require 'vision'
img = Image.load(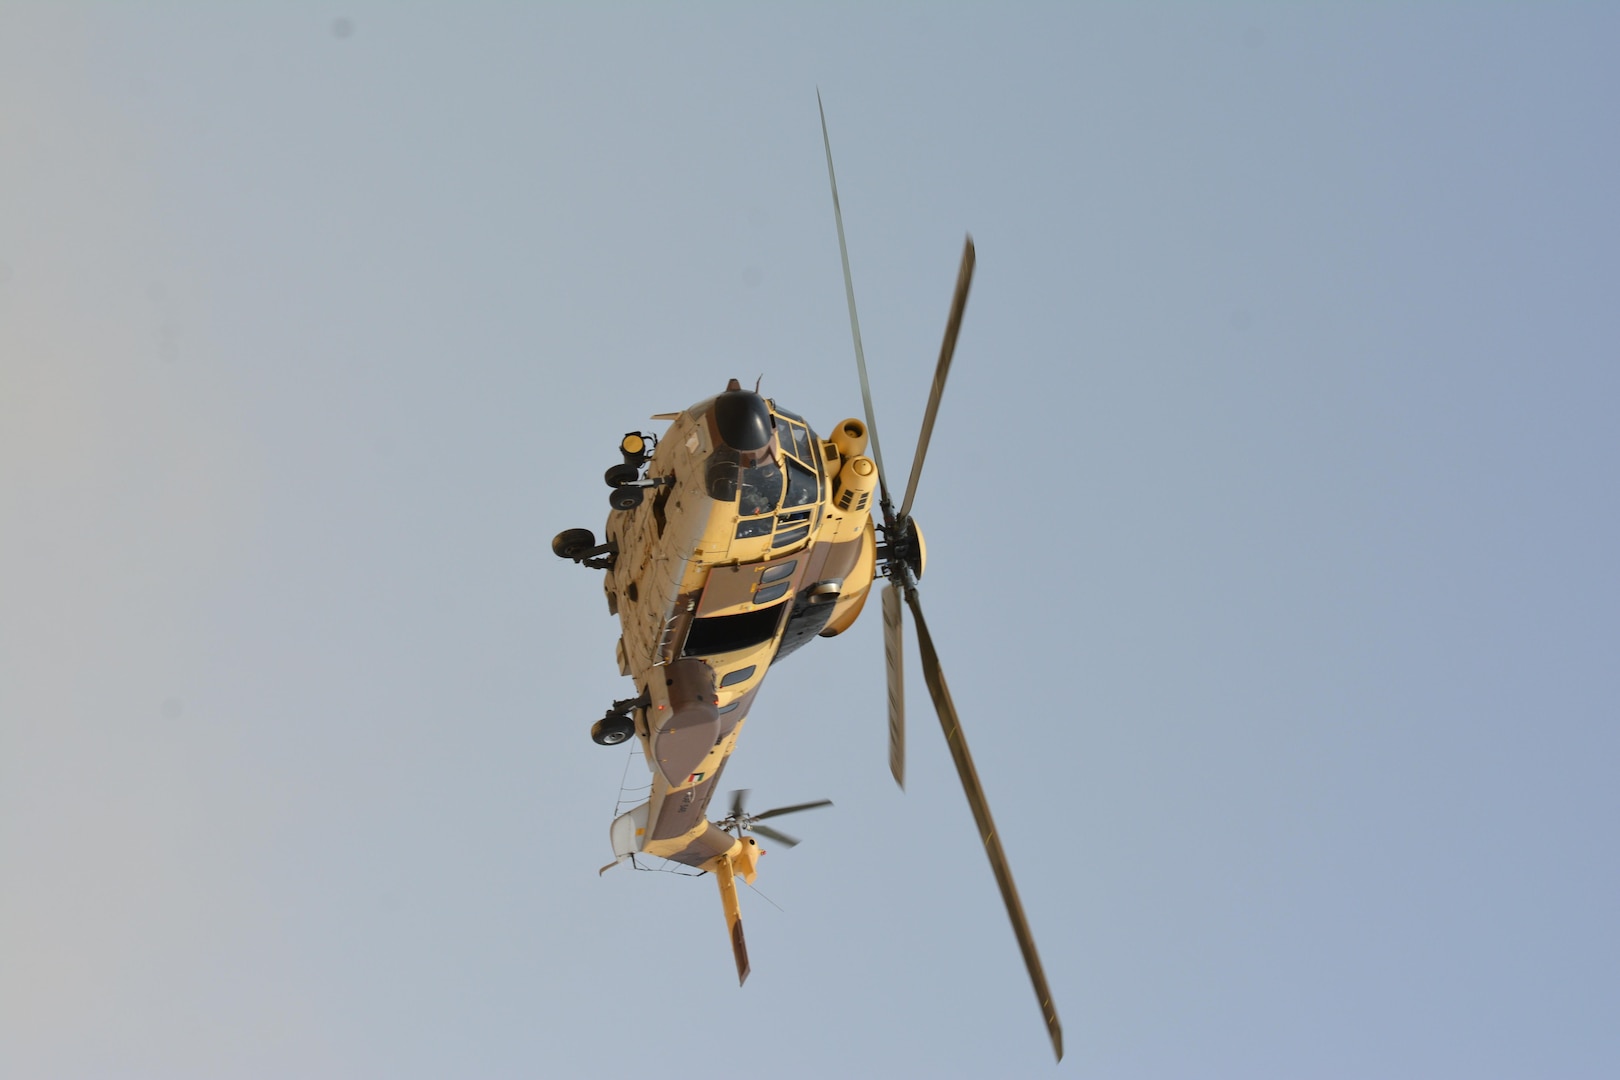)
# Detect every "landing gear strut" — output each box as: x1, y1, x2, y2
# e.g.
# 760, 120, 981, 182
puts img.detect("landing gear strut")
604, 431, 672, 512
